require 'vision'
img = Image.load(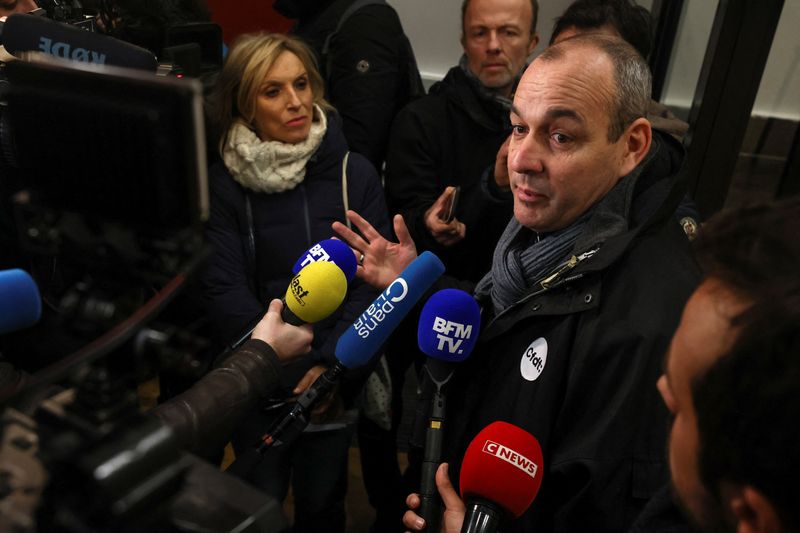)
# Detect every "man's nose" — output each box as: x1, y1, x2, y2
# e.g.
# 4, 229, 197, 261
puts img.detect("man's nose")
509, 134, 544, 175
487, 30, 502, 53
